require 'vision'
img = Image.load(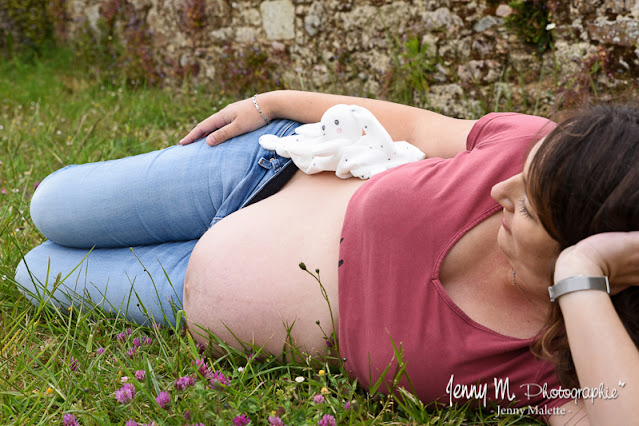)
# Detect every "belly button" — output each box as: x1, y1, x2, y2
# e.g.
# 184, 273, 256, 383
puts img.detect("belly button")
184, 276, 191, 296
